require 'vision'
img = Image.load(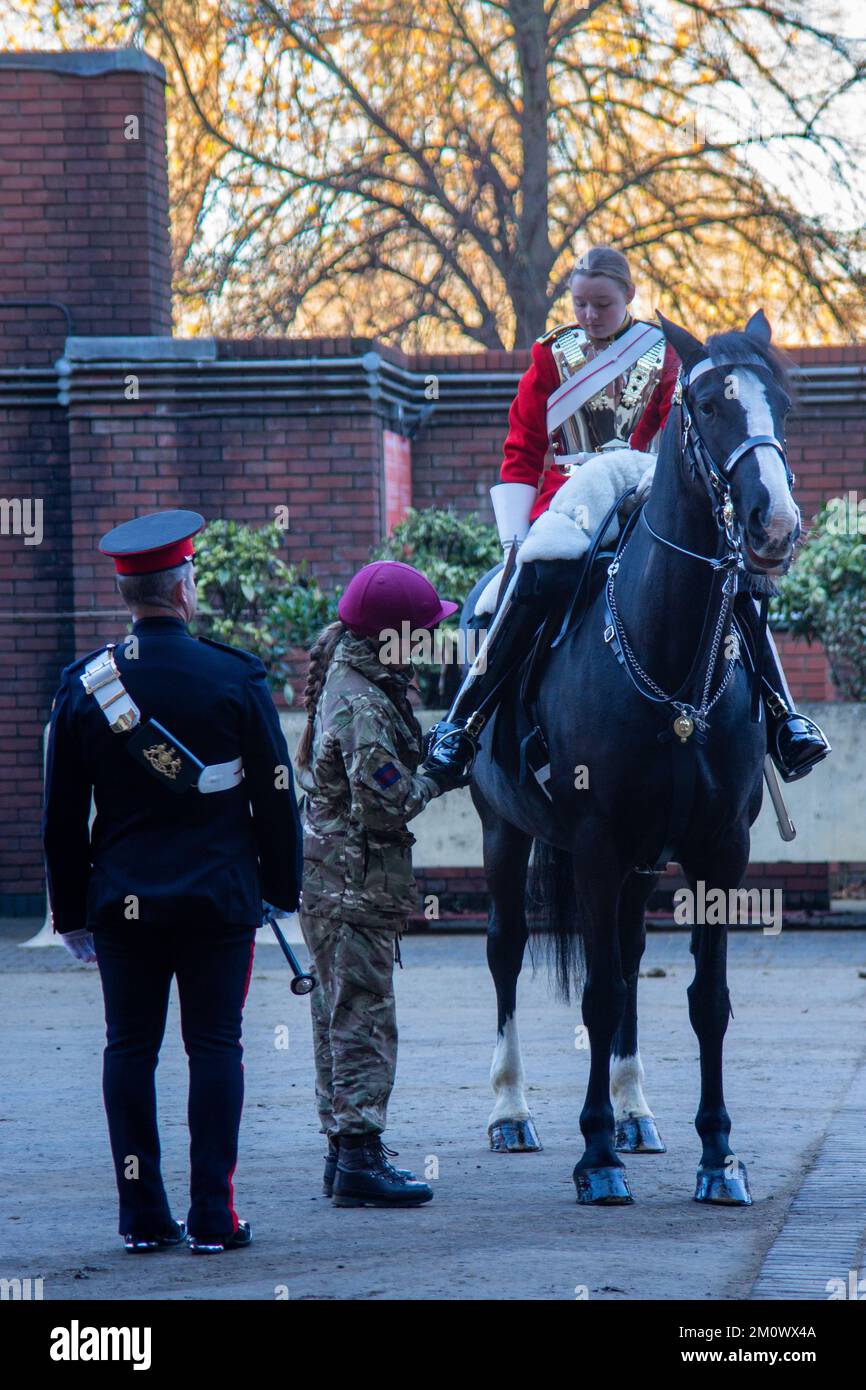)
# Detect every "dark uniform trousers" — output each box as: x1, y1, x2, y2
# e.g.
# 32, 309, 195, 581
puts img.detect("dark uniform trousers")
93, 921, 257, 1238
